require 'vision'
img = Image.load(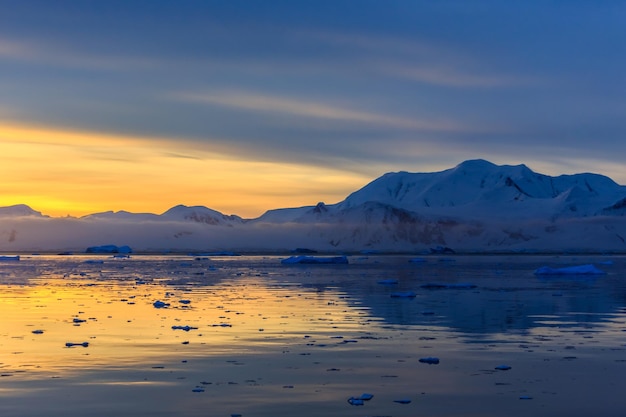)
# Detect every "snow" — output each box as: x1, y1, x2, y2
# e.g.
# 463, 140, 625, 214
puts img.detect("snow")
2, 160, 626, 253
